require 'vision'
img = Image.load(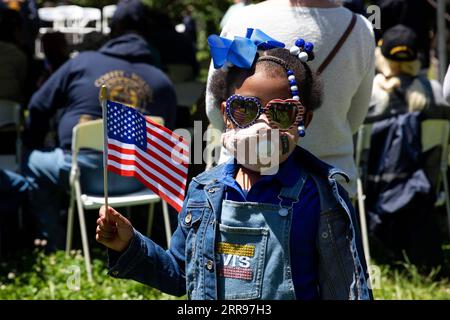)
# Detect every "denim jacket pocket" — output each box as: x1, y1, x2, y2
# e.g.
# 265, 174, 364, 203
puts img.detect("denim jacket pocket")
216, 224, 269, 300
183, 204, 205, 229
